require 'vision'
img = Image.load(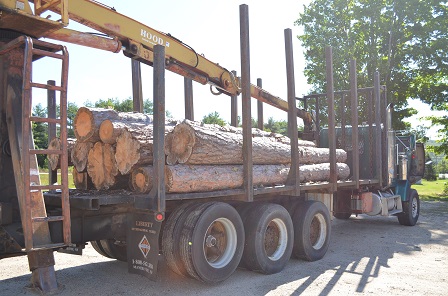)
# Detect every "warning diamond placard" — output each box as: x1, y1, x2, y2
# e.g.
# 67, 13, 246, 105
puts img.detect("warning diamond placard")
139, 235, 151, 258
